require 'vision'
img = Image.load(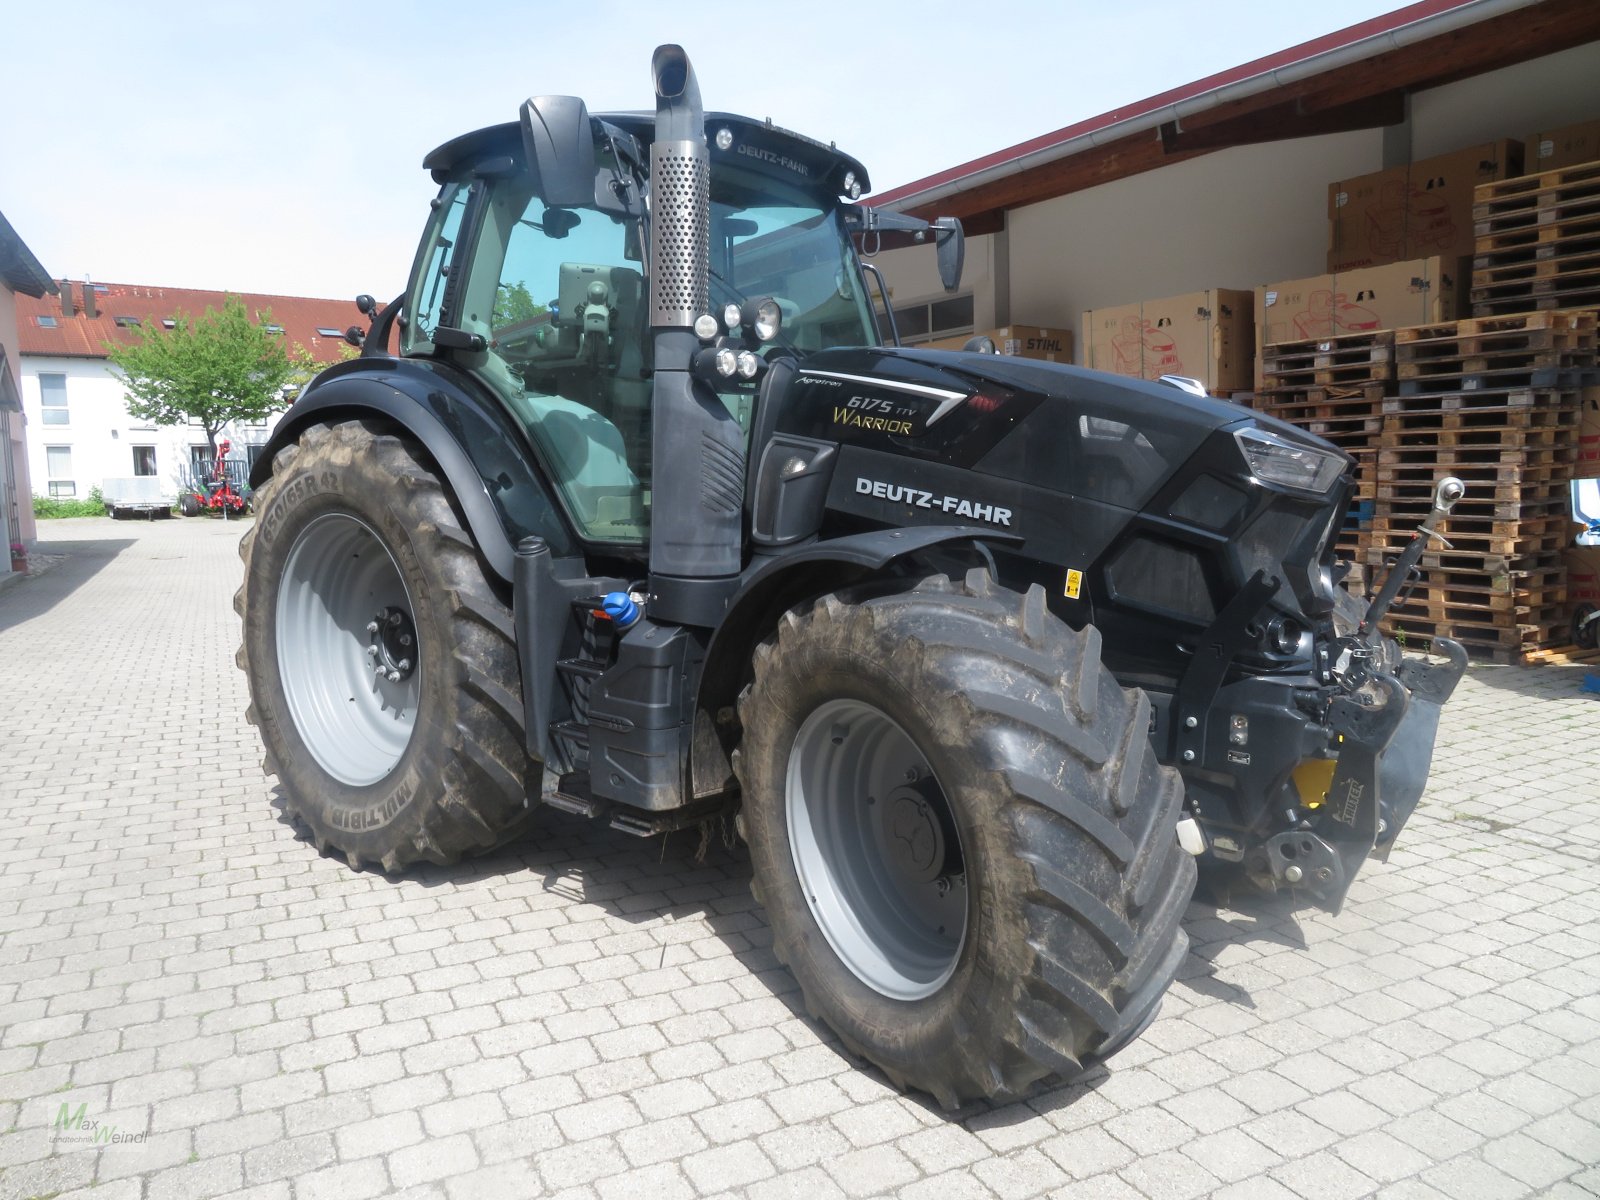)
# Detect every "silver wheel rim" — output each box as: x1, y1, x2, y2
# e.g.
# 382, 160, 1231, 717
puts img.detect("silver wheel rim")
275, 513, 420, 786
786, 699, 968, 1001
